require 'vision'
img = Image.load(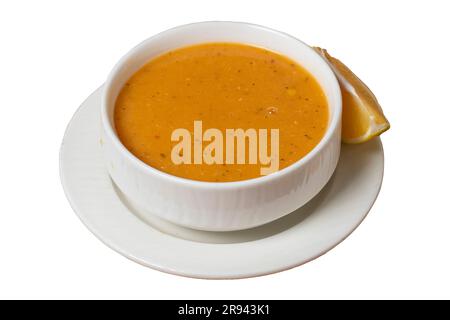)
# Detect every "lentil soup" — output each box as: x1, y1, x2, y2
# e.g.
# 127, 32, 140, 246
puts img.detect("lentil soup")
114, 43, 328, 182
